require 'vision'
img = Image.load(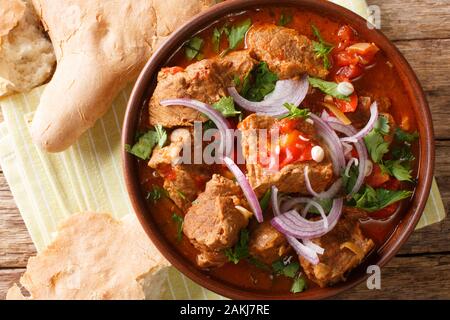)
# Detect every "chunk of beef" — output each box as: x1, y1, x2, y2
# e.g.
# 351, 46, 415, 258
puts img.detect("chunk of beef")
348, 94, 392, 129
183, 175, 250, 268
149, 50, 257, 127
249, 221, 290, 265
238, 114, 335, 197
299, 211, 375, 288
148, 129, 212, 211
247, 24, 329, 79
